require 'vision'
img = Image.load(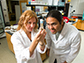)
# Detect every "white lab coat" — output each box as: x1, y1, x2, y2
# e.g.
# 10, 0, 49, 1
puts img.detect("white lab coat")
11, 29, 46, 63
46, 23, 81, 63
